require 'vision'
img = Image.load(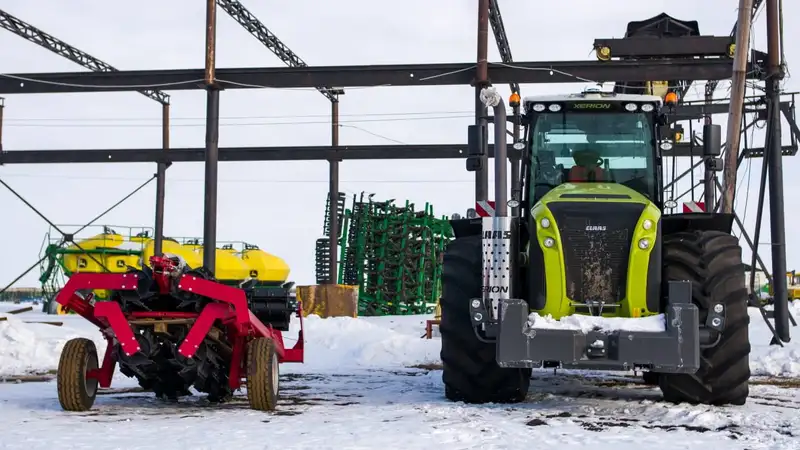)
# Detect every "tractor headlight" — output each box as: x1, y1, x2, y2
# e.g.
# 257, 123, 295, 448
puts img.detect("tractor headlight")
625, 103, 638, 112
543, 237, 555, 248
638, 238, 650, 249
642, 219, 653, 230
540, 218, 551, 228
533, 103, 546, 112
641, 103, 655, 112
